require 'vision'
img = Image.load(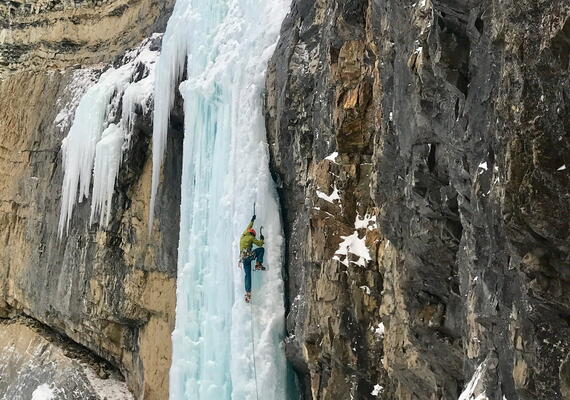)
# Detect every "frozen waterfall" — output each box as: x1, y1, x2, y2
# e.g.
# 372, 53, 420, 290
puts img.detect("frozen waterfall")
56, 0, 293, 397
151, 0, 293, 399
